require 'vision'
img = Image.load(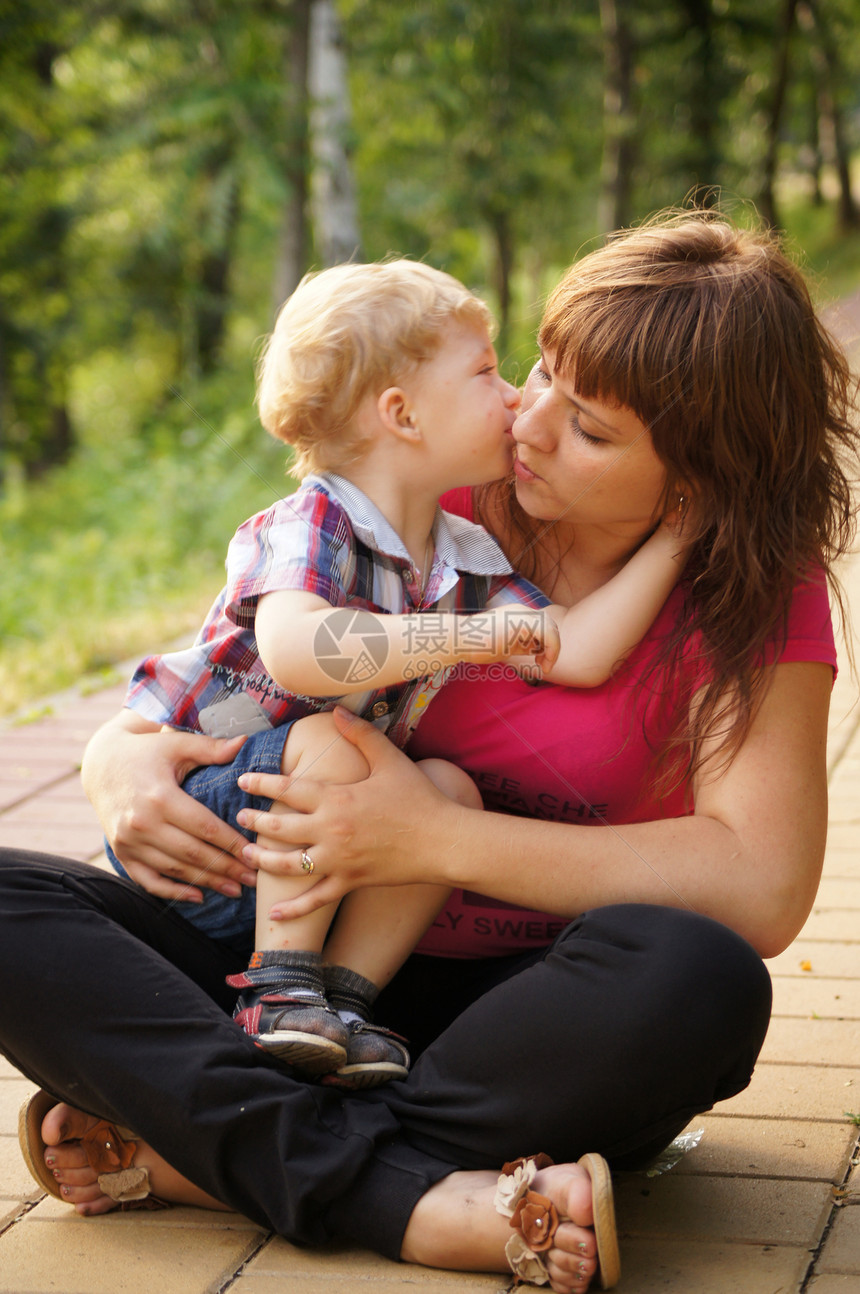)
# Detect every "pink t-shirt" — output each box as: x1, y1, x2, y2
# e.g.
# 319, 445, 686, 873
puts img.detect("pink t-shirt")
408, 488, 837, 958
